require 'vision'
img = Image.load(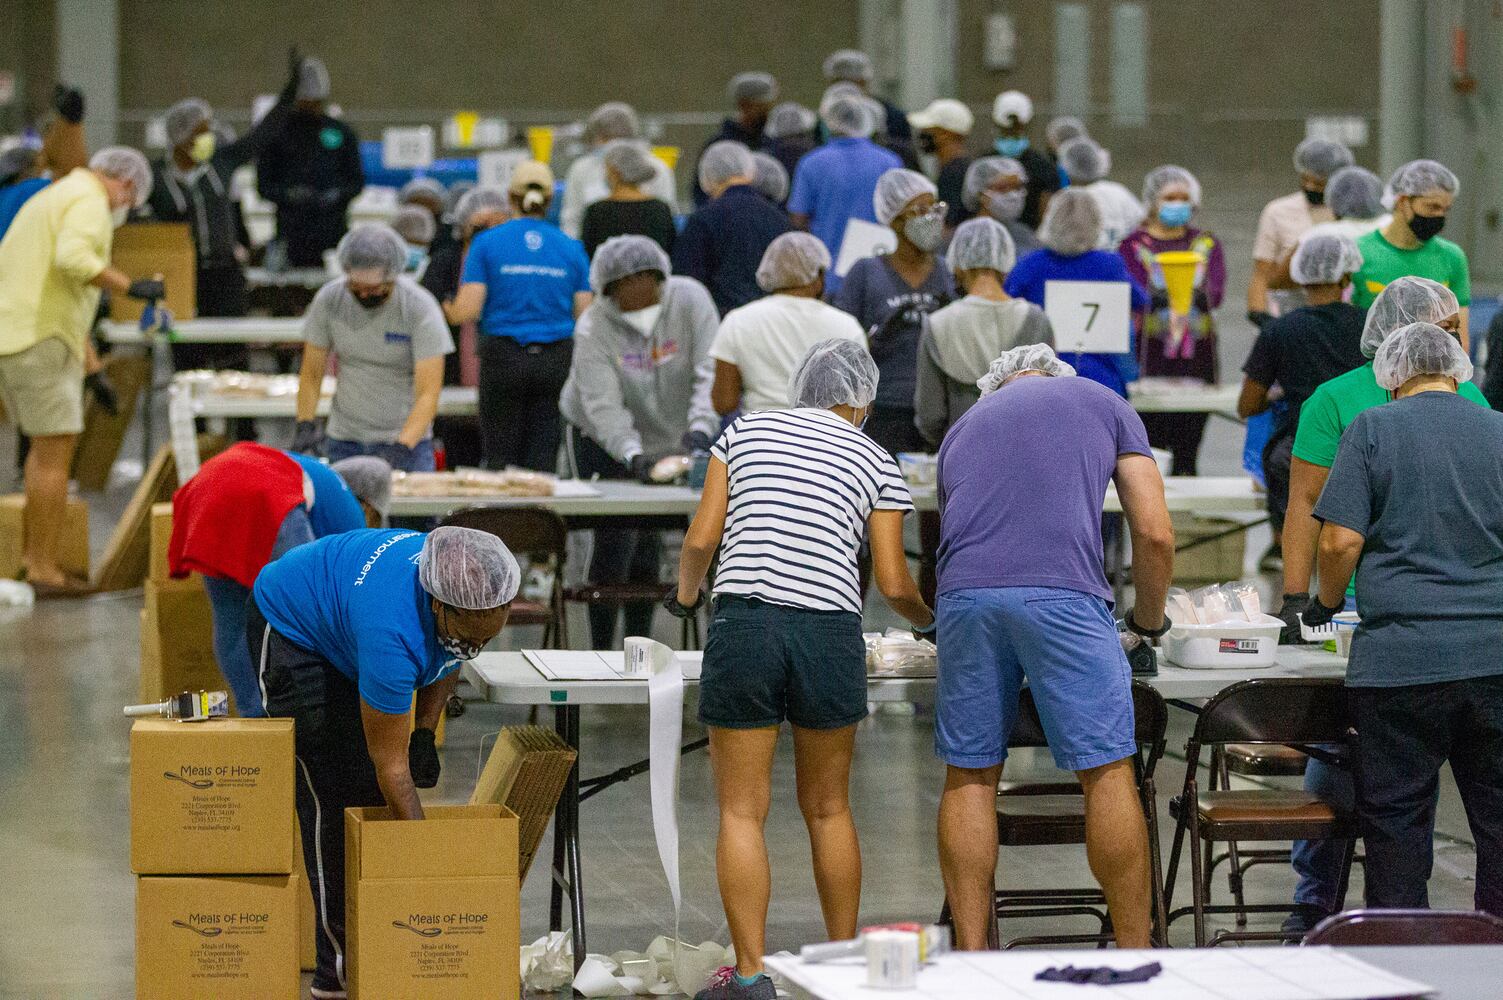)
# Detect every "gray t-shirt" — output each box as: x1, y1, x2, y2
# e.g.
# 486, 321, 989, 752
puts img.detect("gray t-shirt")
302, 277, 454, 443
833, 255, 955, 410
1314, 391, 1503, 687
